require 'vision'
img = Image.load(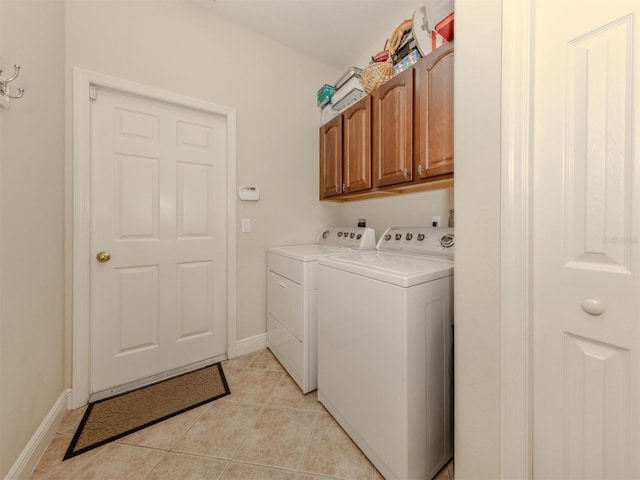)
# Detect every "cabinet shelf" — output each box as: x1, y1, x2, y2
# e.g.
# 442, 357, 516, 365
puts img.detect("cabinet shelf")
322, 177, 454, 202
